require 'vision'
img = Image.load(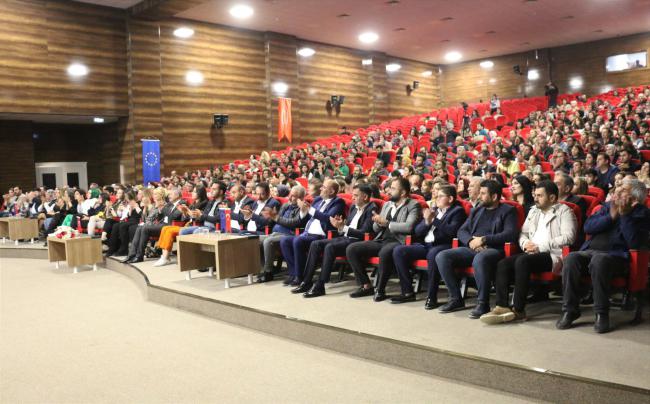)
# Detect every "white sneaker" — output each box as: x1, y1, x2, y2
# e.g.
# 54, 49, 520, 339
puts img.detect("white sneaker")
153, 258, 171, 267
